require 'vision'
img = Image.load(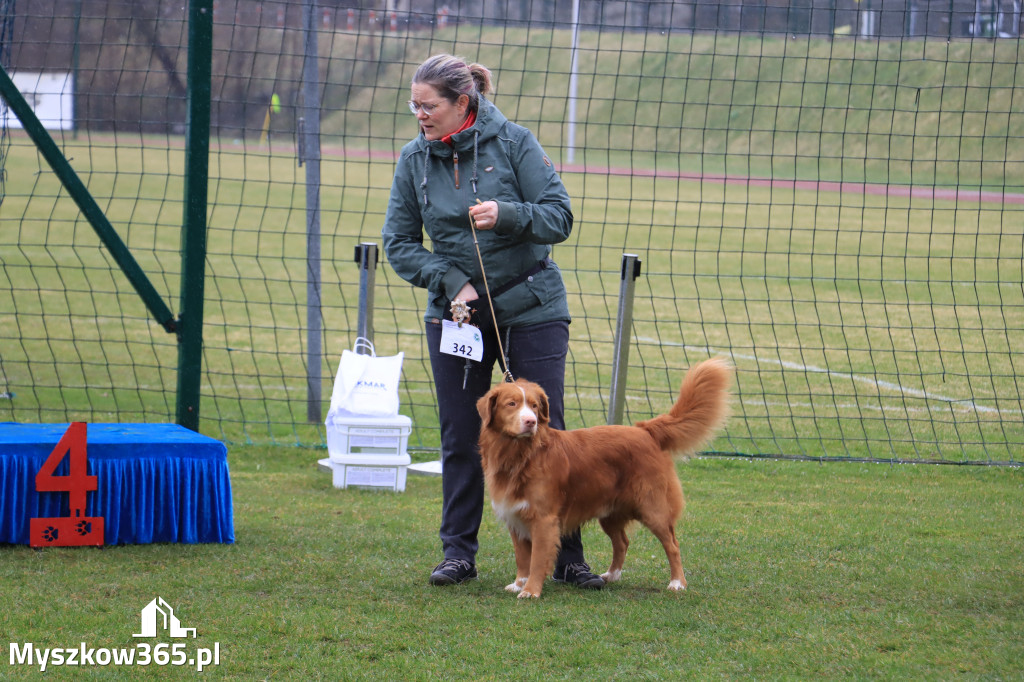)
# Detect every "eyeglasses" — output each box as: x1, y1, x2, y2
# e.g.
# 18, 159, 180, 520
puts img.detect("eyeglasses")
407, 99, 444, 116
